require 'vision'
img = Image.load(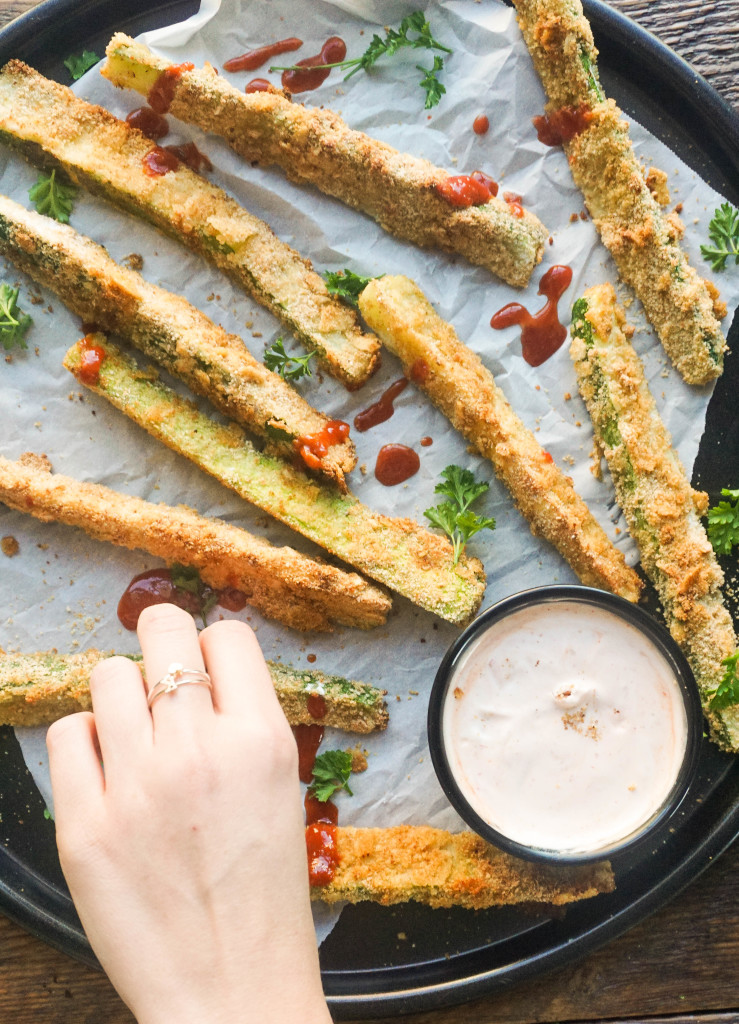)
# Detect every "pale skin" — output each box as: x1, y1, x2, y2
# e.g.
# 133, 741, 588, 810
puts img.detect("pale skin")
46, 604, 332, 1024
